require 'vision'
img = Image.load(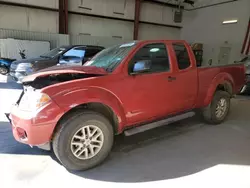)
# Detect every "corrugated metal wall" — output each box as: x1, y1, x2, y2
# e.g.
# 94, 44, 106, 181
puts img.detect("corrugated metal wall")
0, 28, 69, 49
0, 28, 130, 49
70, 35, 130, 47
